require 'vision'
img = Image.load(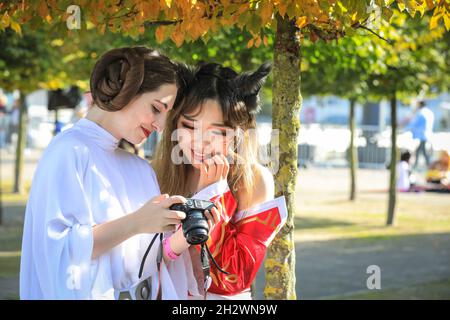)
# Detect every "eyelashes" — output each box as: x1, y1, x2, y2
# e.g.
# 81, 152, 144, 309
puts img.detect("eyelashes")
151, 104, 160, 114
180, 122, 227, 136
181, 122, 194, 130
